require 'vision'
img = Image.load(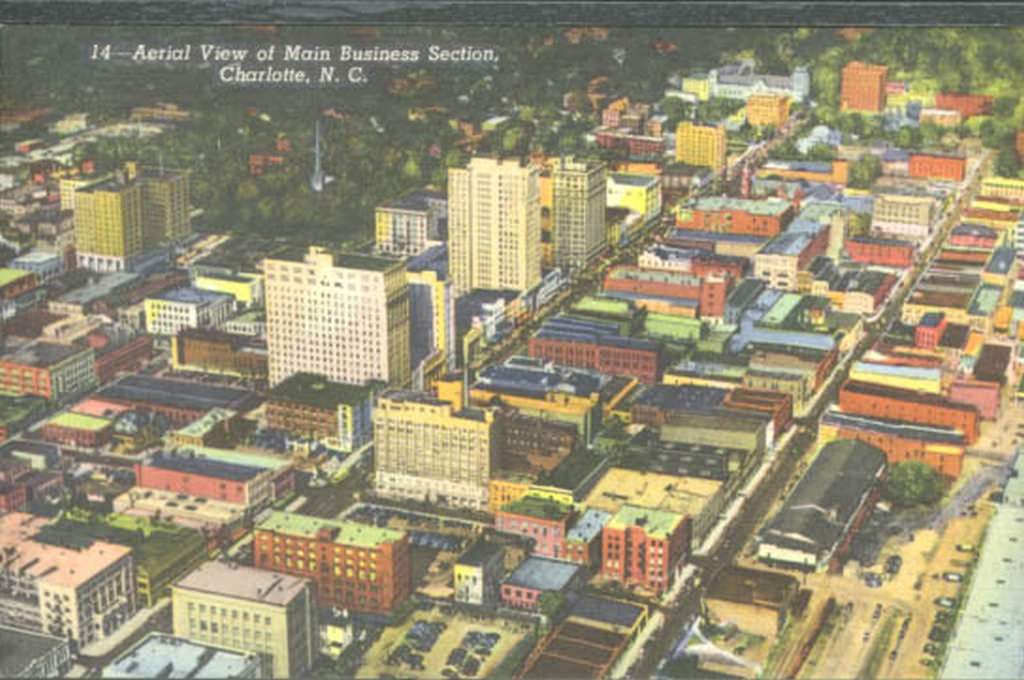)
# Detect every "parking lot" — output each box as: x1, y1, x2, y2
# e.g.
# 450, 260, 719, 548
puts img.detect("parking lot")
356, 607, 531, 679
